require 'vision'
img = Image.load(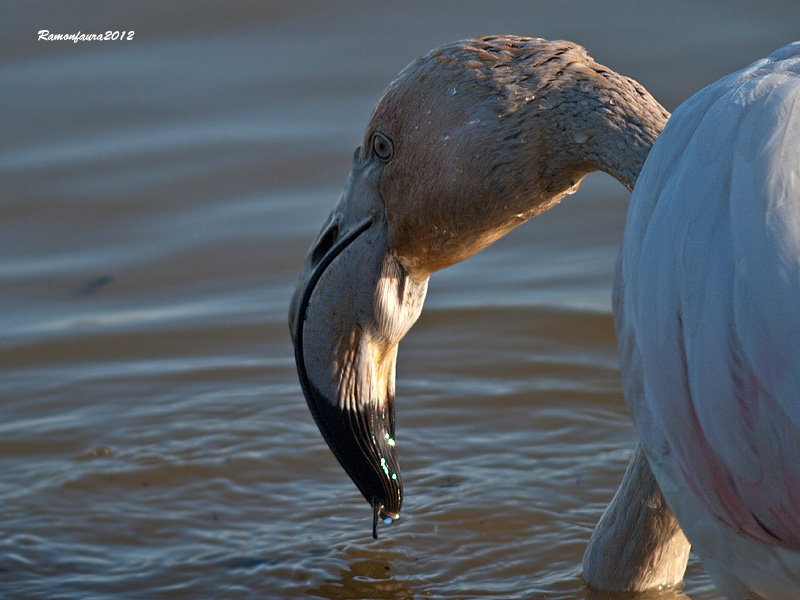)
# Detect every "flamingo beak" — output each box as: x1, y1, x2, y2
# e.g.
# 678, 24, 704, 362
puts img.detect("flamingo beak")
289, 150, 428, 538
